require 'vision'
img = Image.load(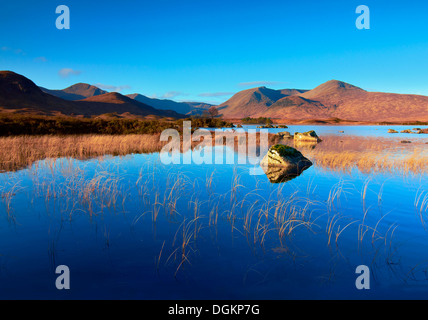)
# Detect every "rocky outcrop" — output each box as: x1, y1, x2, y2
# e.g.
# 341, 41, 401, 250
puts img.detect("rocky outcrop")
277, 131, 293, 139
414, 128, 428, 134
399, 128, 428, 134
294, 130, 322, 143
260, 144, 312, 181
